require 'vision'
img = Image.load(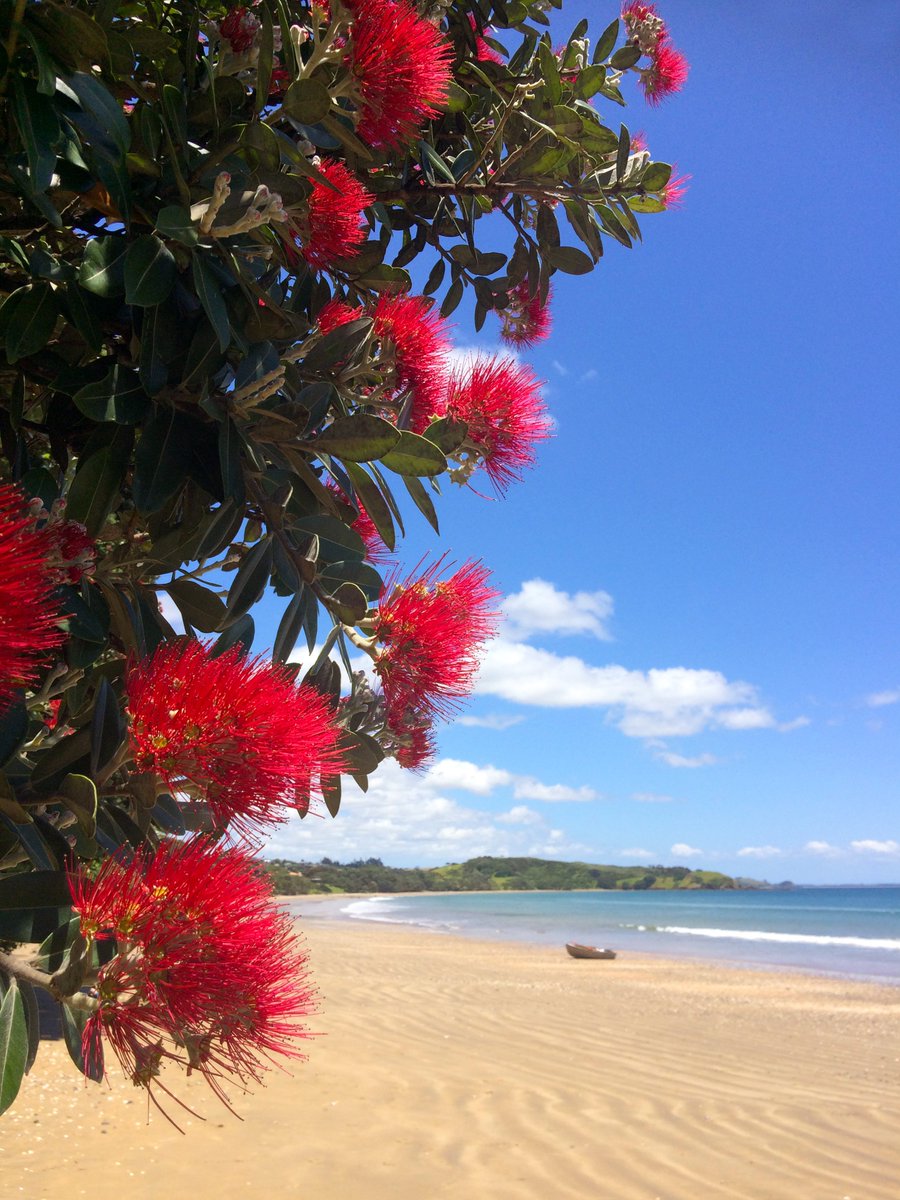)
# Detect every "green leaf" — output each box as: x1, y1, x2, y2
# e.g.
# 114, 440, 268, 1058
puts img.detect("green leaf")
67, 426, 133, 535
0, 978, 28, 1117
63, 284, 103, 352
351, 265, 411, 294
4, 283, 58, 363
403, 475, 440, 534
294, 515, 366, 563
155, 205, 199, 247
321, 773, 341, 818
0, 872, 72, 942
61, 1001, 103, 1083
273, 589, 310, 663
283, 78, 331, 124
78, 238, 127, 297
58, 774, 99, 838
440, 277, 464, 318
165, 579, 227, 632
344, 462, 396, 552
302, 318, 372, 372
67, 71, 131, 156
627, 195, 666, 215
381, 431, 447, 478
314, 415, 400, 462
544, 245, 595, 274
224, 539, 273, 619
192, 254, 231, 352
124, 235, 176, 307
20, 29, 57, 95
73, 365, 150, 424
30, 727, 93, 794
90, 677, 125, 778
641, 162, 673, 192
10, 77, 61, 194
132, 409, 191, 512
425, 416, 468, 455
593, 17, 619, 63
0, 700, 29, 768
610, 44, 641, 70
